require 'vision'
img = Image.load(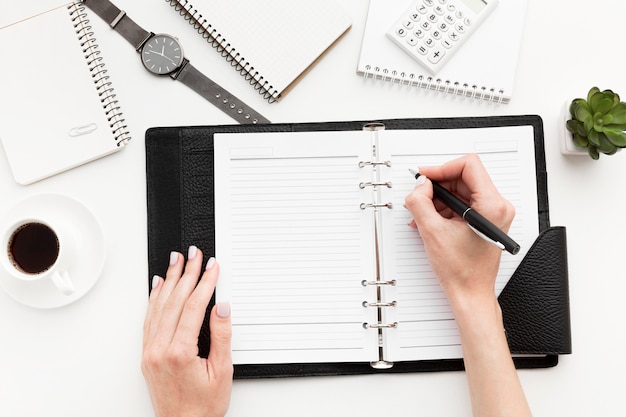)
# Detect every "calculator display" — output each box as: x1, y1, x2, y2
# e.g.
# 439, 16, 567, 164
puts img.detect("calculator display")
460, 0, 488, 14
